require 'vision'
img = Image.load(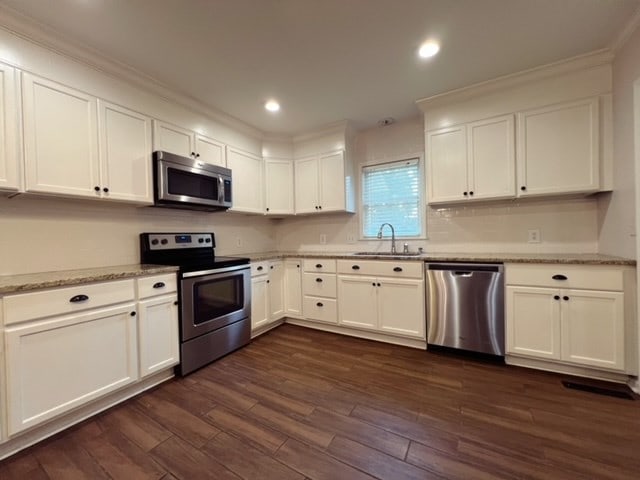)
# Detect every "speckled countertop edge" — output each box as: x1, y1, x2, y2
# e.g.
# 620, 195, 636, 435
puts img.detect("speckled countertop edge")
0, 264, 179, 295
243, 251, 636, 266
